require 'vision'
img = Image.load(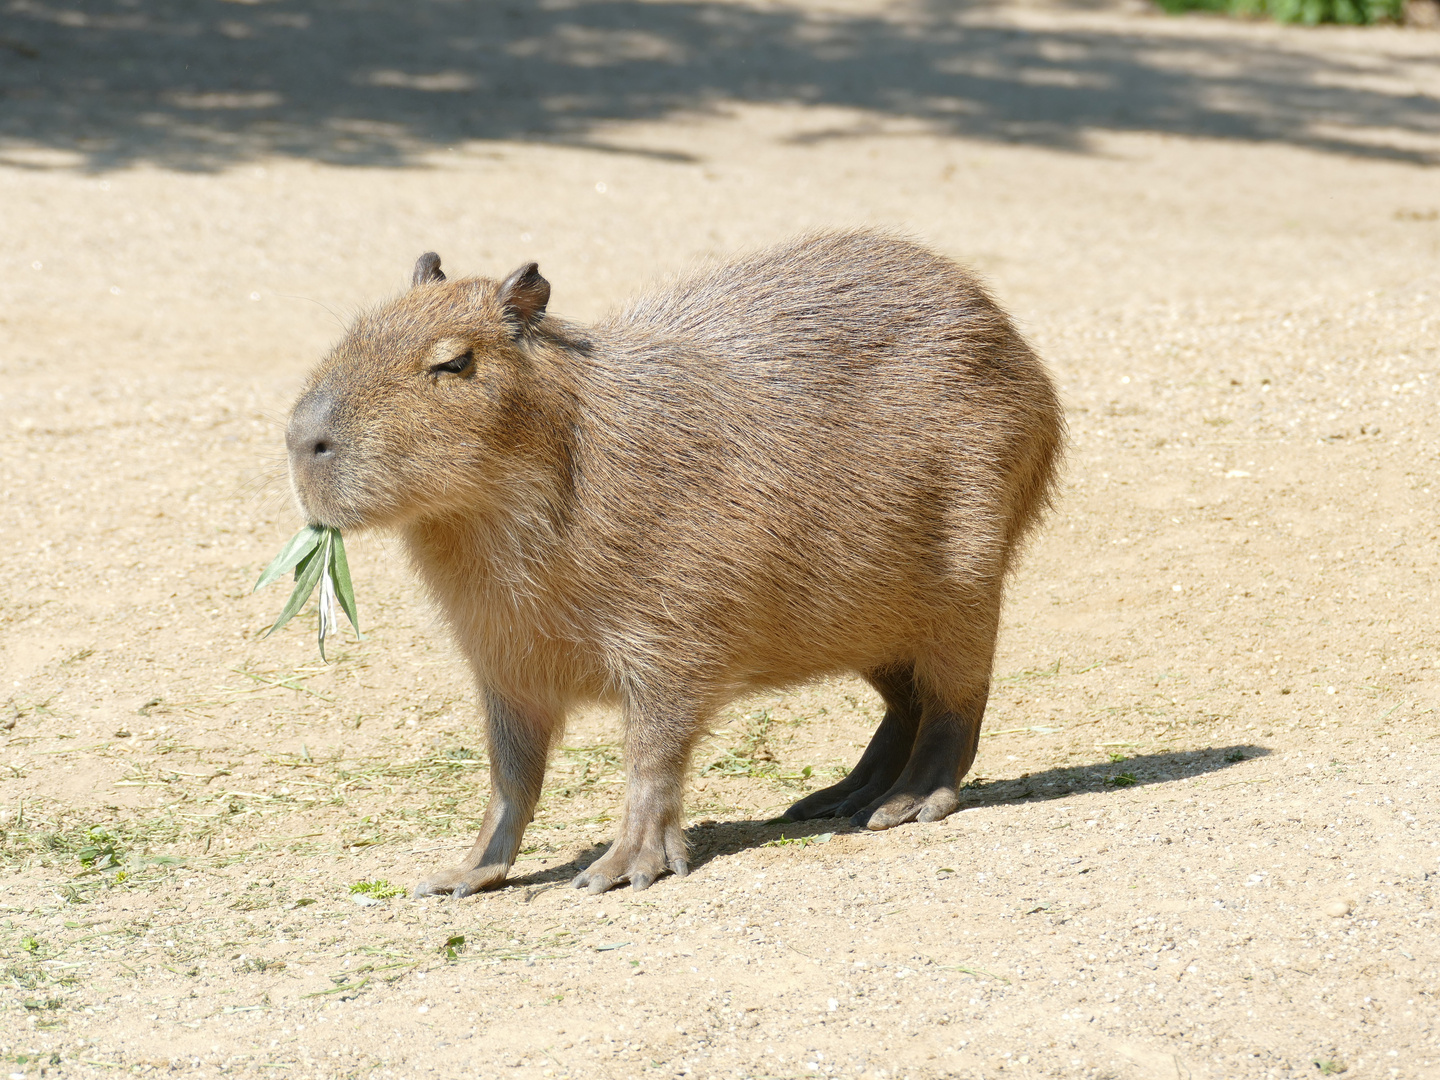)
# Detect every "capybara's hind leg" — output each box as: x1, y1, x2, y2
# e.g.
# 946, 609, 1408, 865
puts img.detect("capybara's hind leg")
853, 676, 987, 831
415, 691, 554, 898
785, 665, 920, 822
573, 703, 698, 894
